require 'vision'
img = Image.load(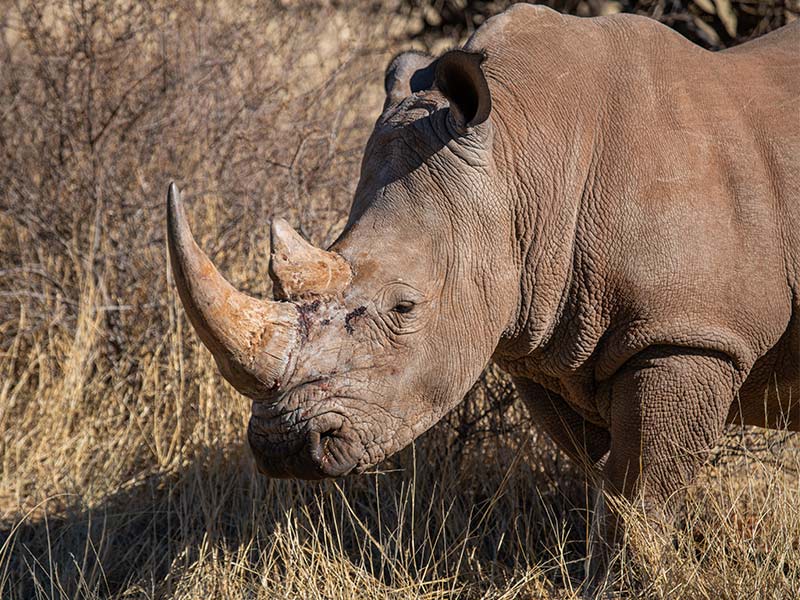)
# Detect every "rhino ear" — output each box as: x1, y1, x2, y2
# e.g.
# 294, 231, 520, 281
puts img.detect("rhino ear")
384, 50, 437, 106
434, 49, 492, 130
